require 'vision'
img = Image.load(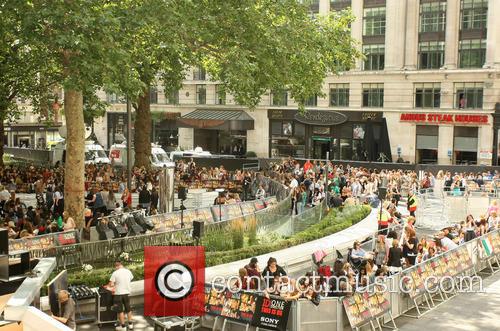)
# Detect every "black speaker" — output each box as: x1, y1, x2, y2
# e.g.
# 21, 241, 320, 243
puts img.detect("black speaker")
125, 216, 145, 236
178, 186, 187, 200
97, 222, 115, 240
0, 229, 8, 255
193, 220, 204, 238
108, 218, 128, 238
134, 213, 154, 231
